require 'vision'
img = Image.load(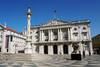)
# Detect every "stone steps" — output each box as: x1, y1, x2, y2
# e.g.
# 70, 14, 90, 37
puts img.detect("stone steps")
0, 53, 70, 62
0, 53, 52, 62
31, 54, 52, 61
50, 54, 71, 60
